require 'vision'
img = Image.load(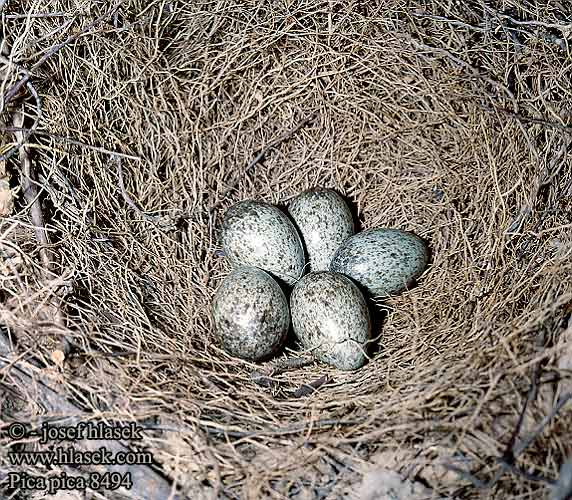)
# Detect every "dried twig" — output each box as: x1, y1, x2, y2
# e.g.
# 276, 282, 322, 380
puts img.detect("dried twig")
251, 356, 313, 387
116, 158, 161, 223
291, 374, 331, 398
483, 7, 572, 32
413, 9, 570, 49
201, 417, 363, 439
500, 370, 541, 466
210, 112, 317, 212
269, 356, 314, 374
12, 110, 53, 271
507, 138, 571, 240
492, 367, 556, 486
3, 12, 77, 19
404, 35, 517, 110
478, 104, 572, 135
411, 12, 487, 32
513, 393, 572, 458
0, 53, 43, 162
12, 108, 69, 363
497, 457, 555, 485
1, 126, 142, 160
2, 2, 123, 107
449, 392, 572, 490
115, 158, 177, 230
0, 81, 42, 163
